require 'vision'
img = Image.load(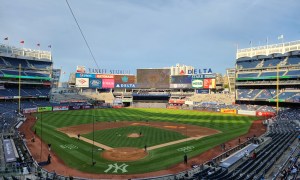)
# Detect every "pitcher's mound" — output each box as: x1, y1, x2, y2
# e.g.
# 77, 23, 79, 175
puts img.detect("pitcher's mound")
102, 147, 147, 162
127, 133, 141, 138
